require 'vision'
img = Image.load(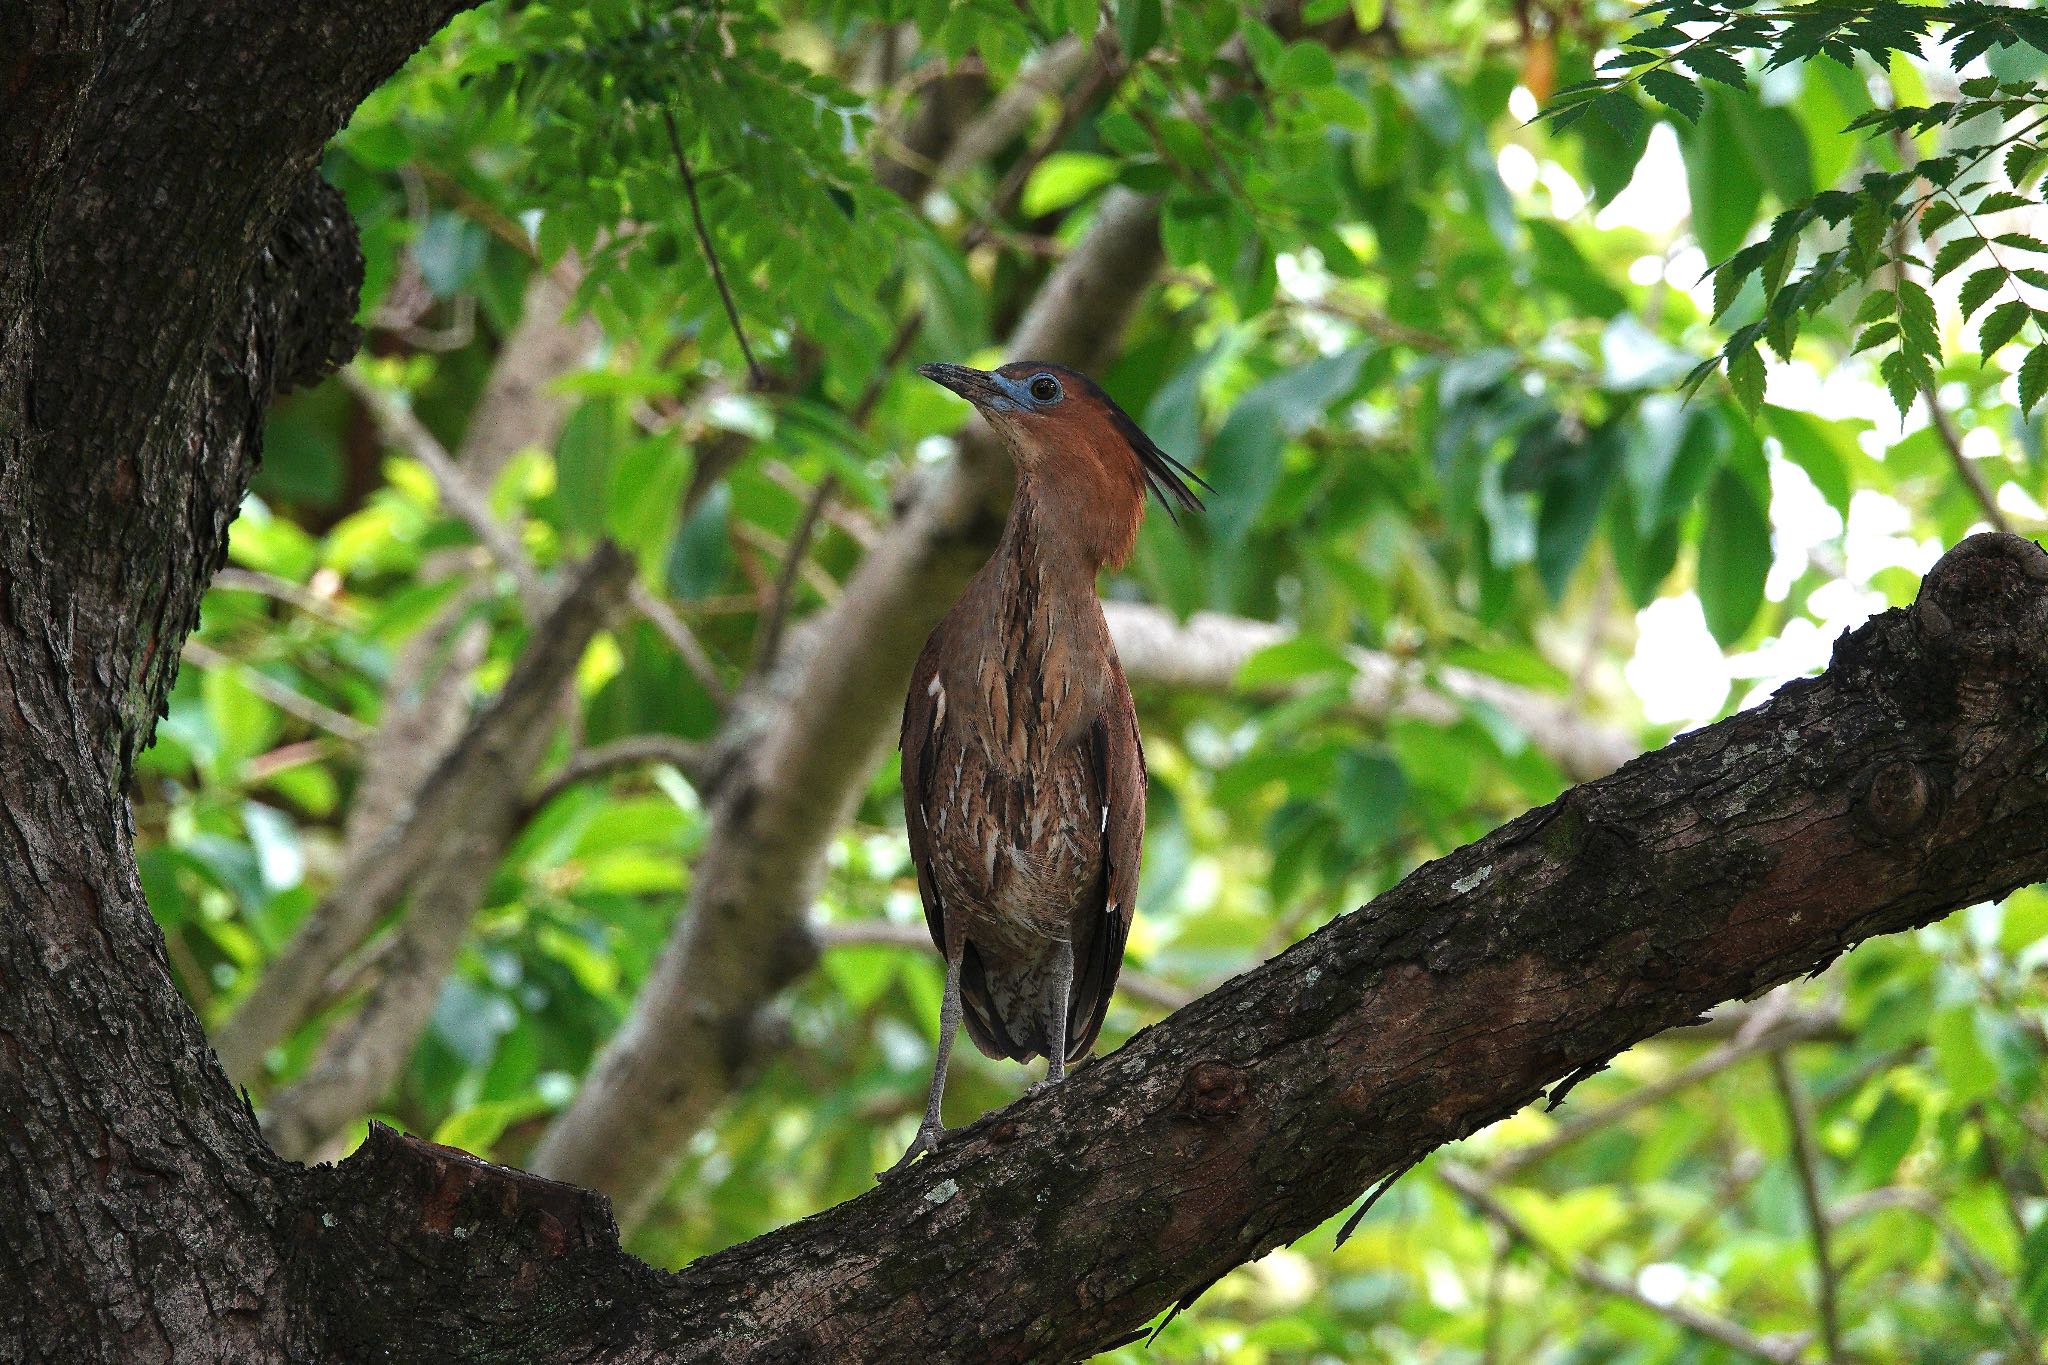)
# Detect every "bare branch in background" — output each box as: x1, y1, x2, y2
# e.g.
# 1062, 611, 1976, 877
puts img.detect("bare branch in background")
747, 473, 837, 682
1104, 602, 1640, 781
1487, 999, 1841, 1181
629, 580, 730, 705
179, 640, 371, 744
212, 547, 636, 1082
1439, 1165, 1810, 1365
933, 36, 1094, 186
1769, 1052, 1845, 1363
1832, 1185, 2042, 1359
457, 266, 600, 485
342, 366, 547, 614
255, 546, 633, 1158
1920, 380, 2013, 535
529, 733, 713, 811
